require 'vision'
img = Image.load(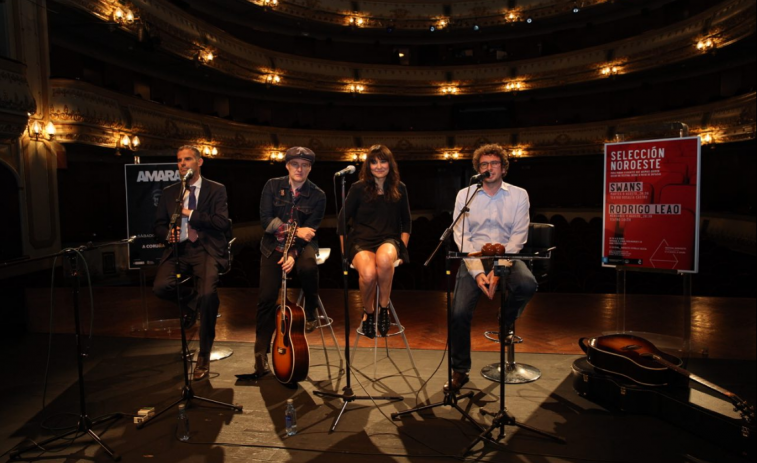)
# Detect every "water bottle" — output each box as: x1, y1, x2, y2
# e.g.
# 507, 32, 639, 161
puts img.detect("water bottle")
177, 403, 190, 441
285, 399, 297, 436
